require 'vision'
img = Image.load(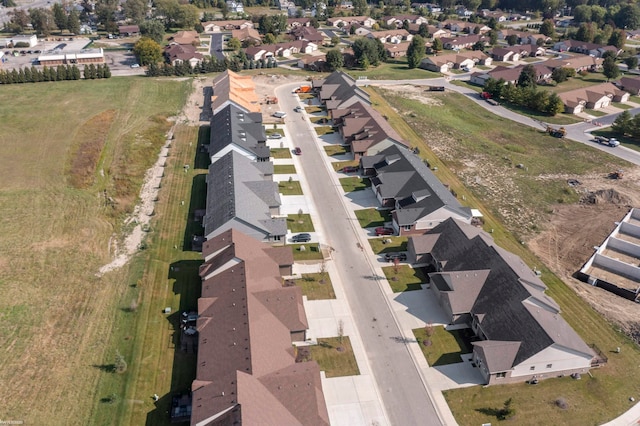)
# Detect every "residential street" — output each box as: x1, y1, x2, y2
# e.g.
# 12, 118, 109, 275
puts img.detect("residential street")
275, 83, 446, 426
